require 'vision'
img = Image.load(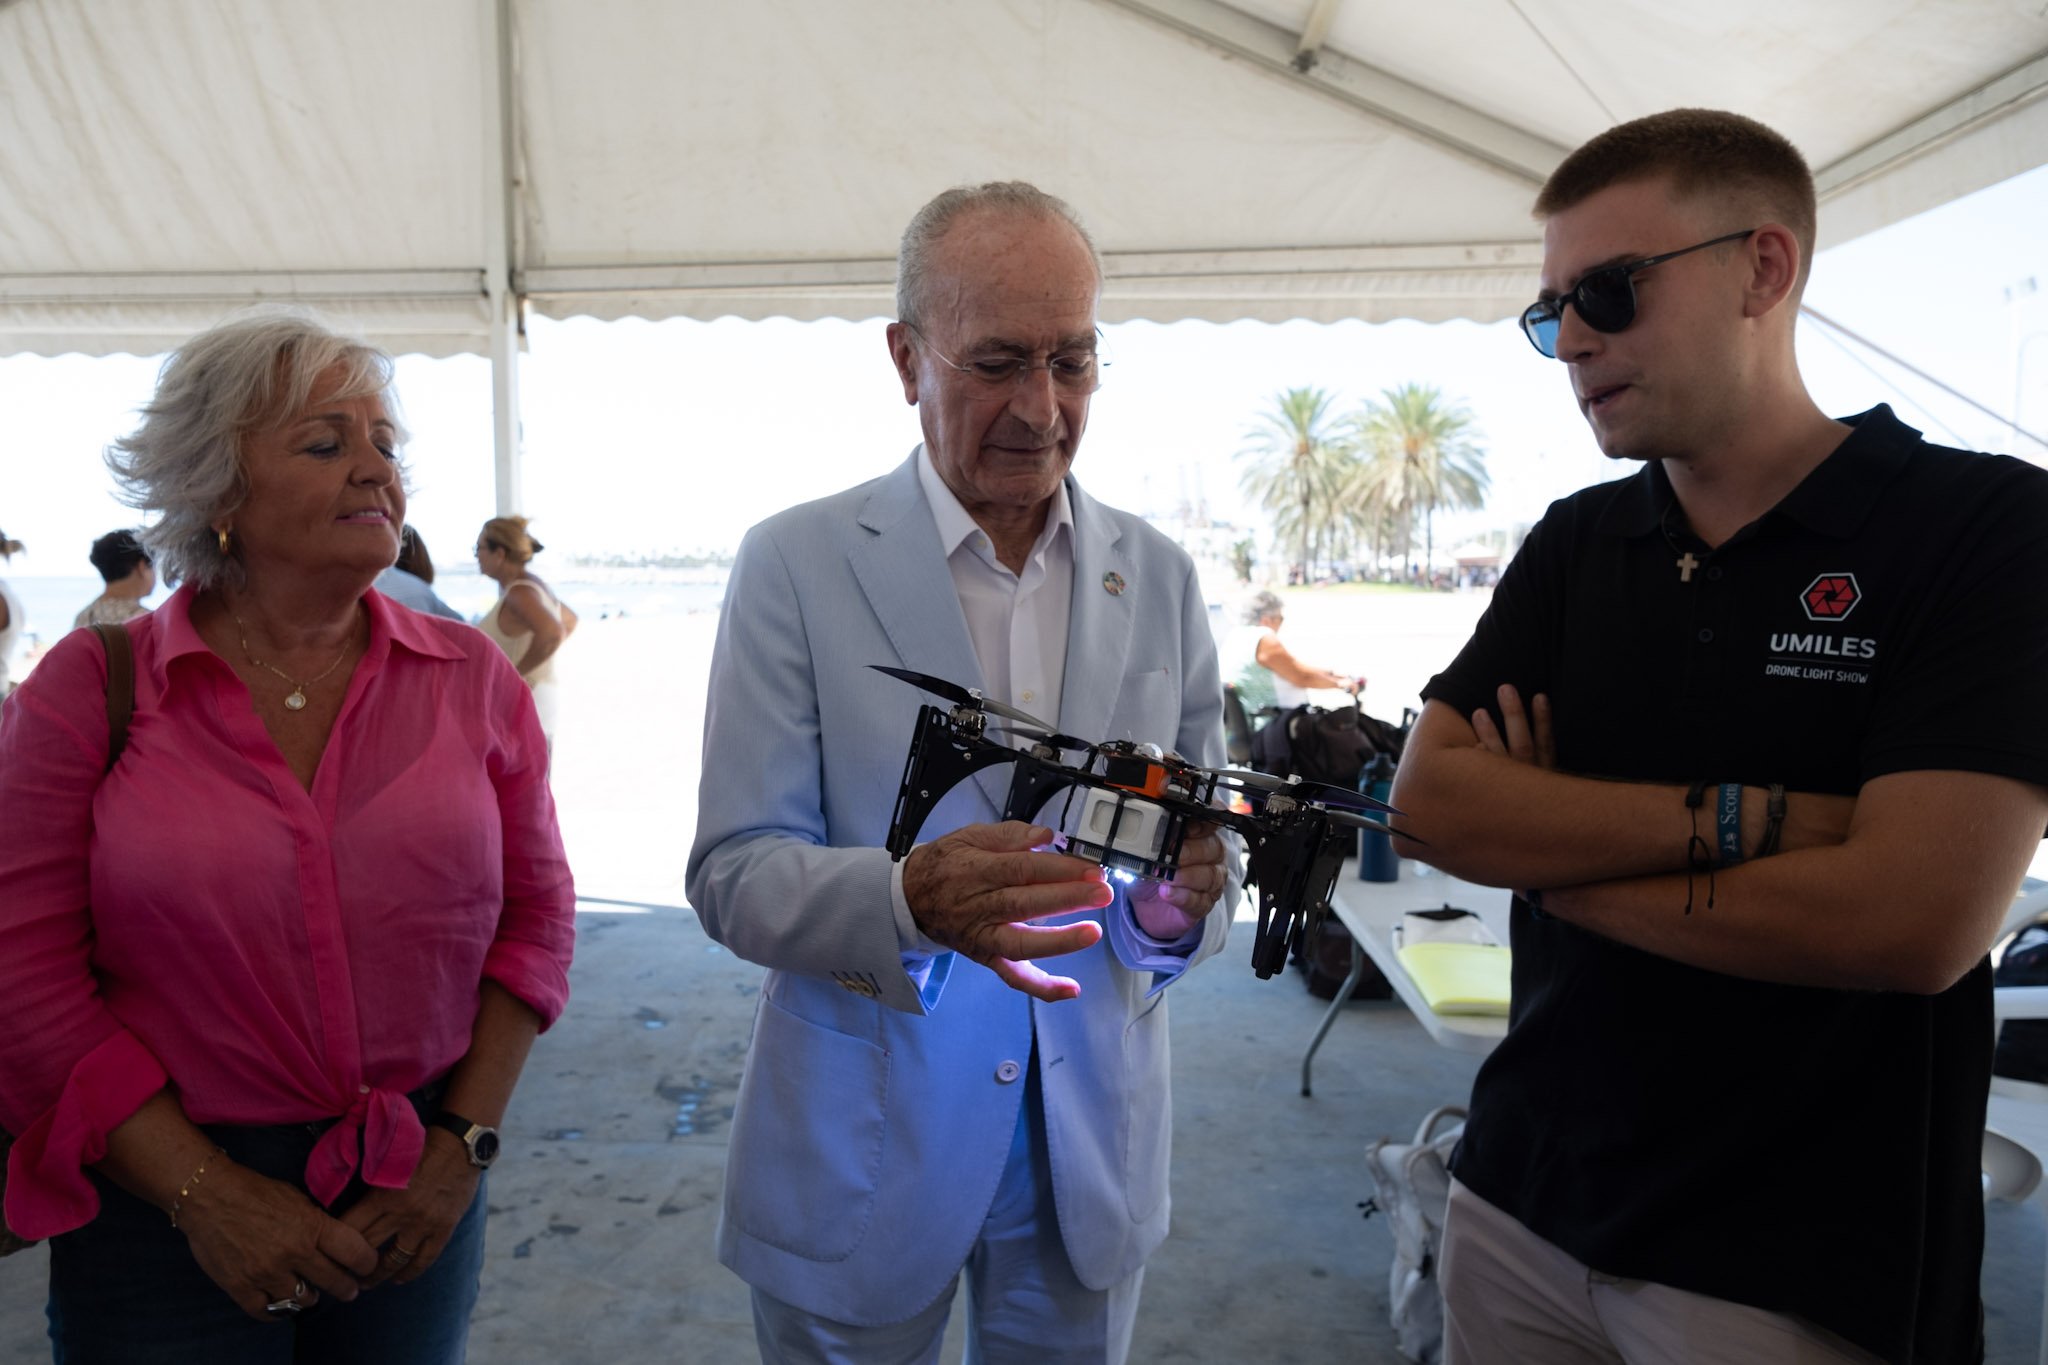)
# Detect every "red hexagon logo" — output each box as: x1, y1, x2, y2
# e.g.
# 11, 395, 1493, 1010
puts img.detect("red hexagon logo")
1801, 573, 1860, 622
